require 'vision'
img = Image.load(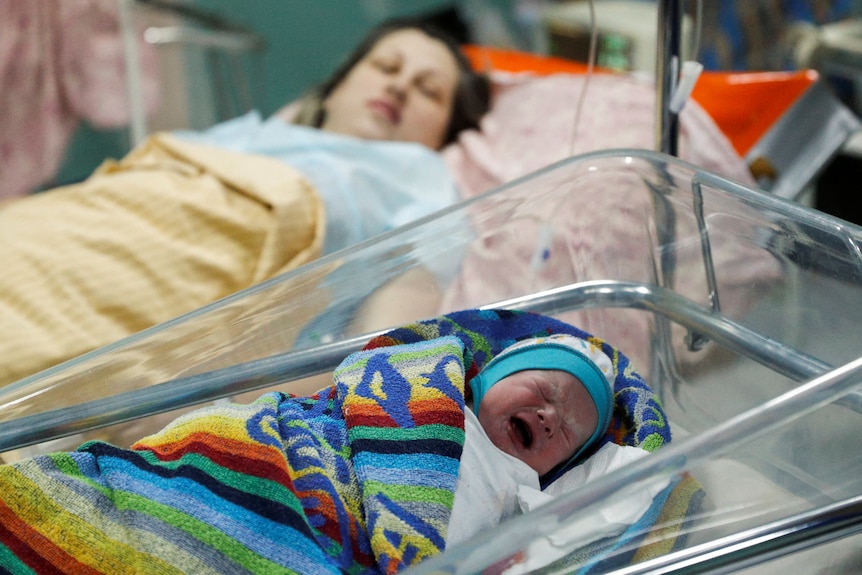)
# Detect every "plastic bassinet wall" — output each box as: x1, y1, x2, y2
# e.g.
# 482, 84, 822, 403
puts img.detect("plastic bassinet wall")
0, 150, 860, 573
